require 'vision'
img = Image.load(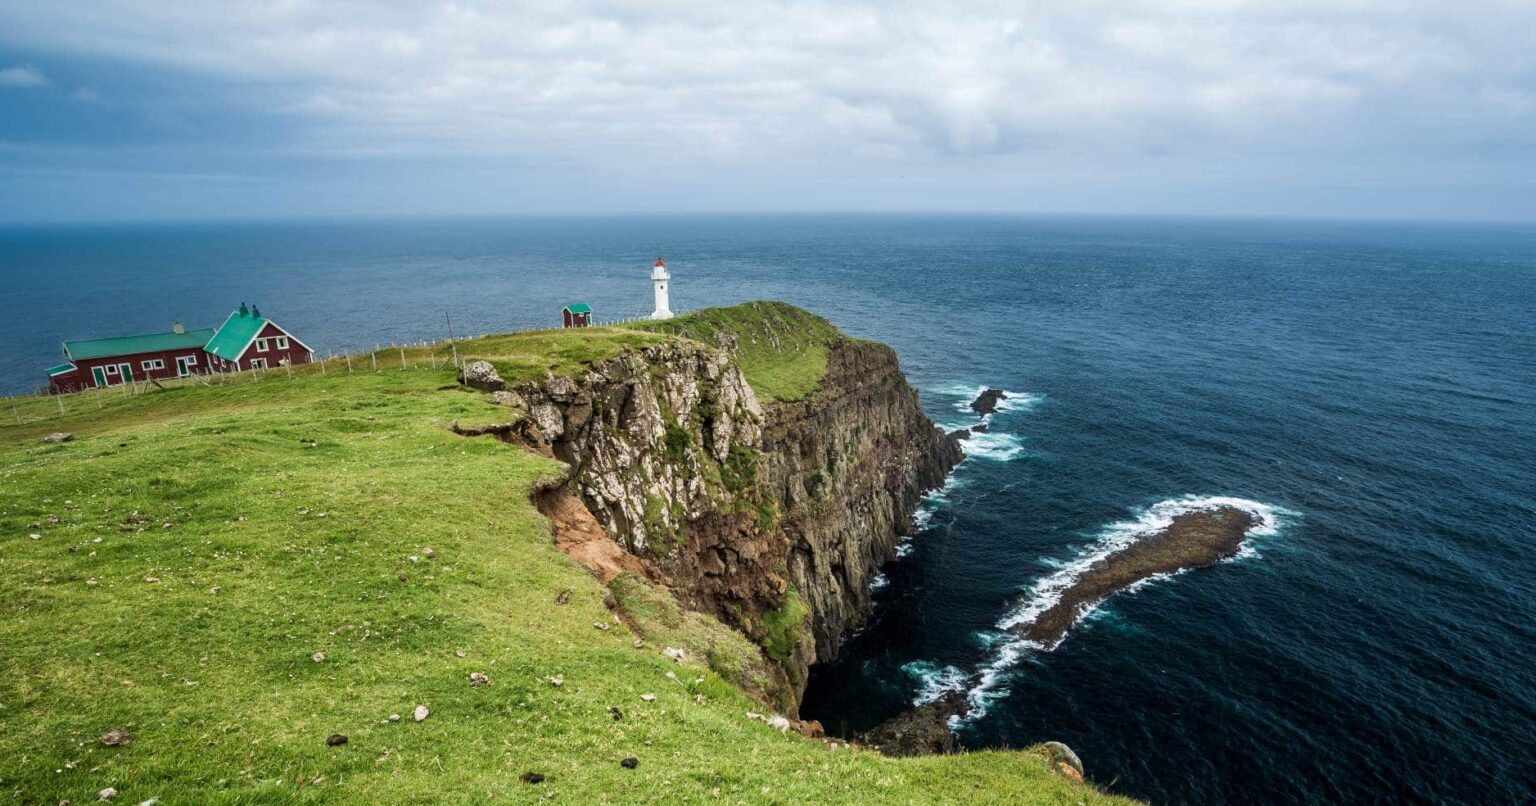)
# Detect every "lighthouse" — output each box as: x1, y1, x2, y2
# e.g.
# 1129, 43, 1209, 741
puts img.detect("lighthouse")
650, 257, 674, 320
